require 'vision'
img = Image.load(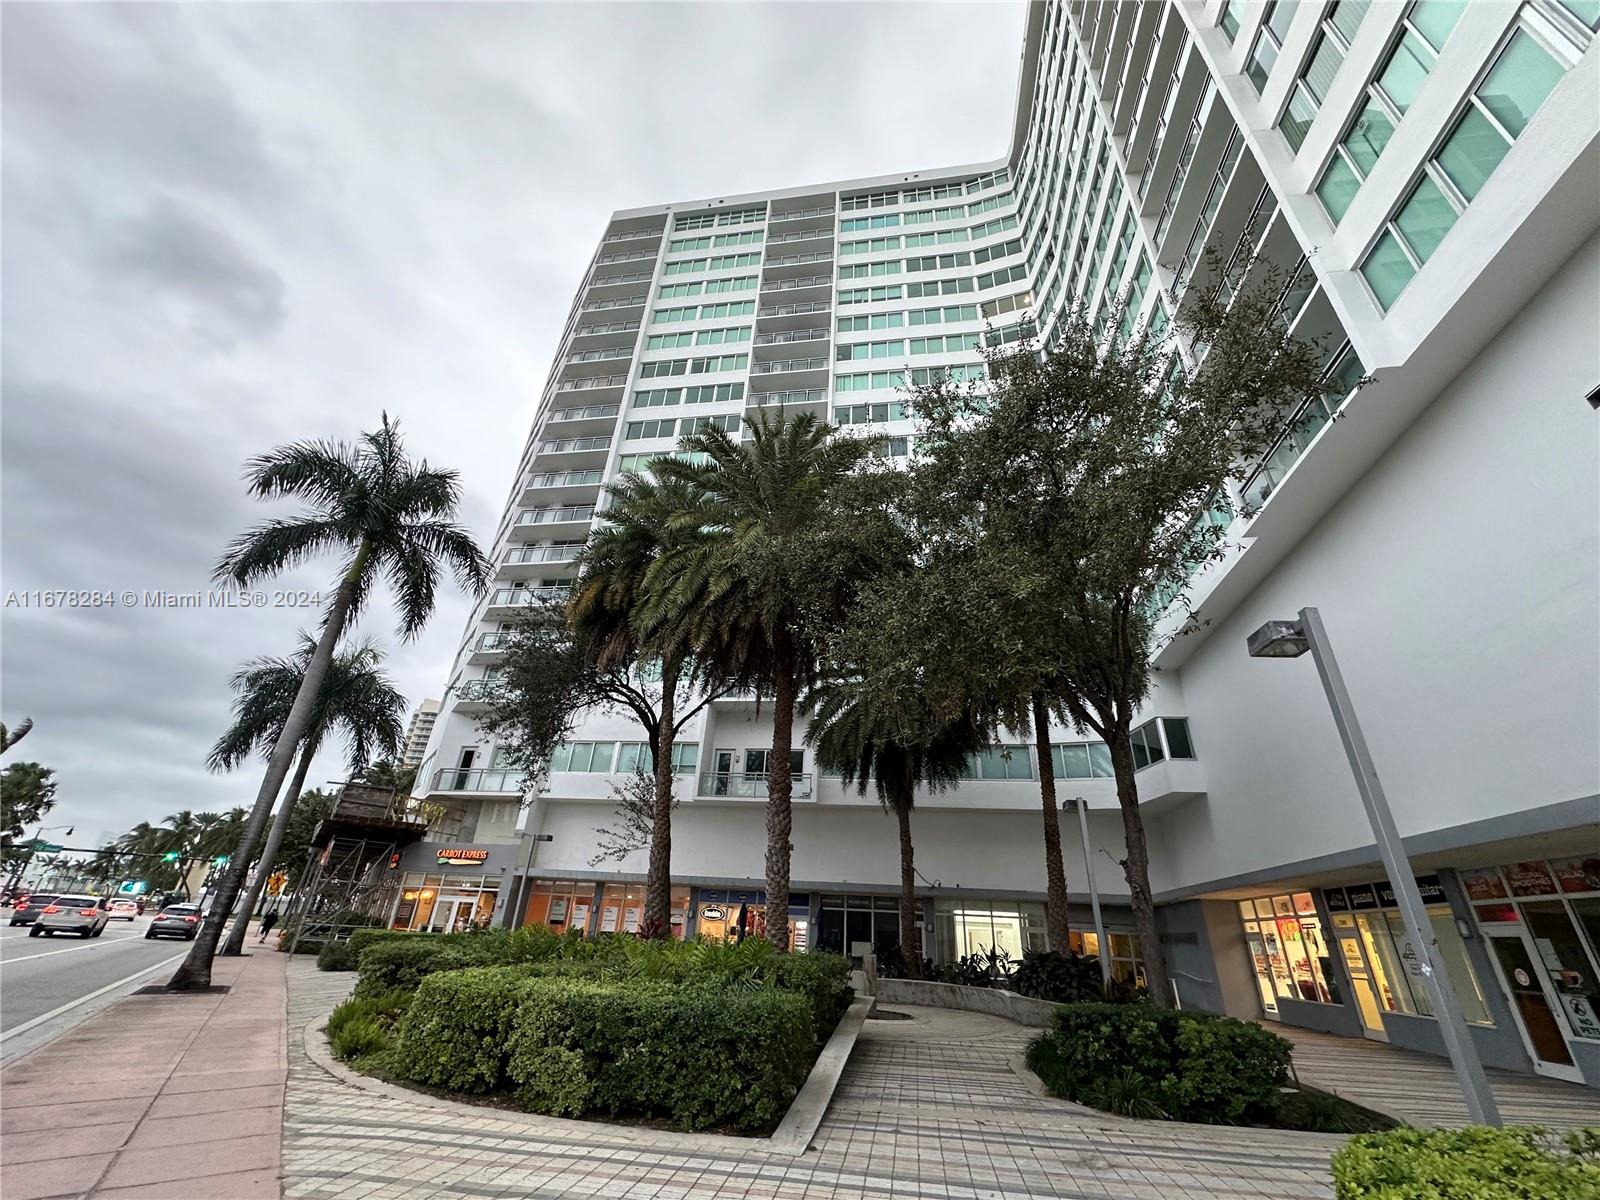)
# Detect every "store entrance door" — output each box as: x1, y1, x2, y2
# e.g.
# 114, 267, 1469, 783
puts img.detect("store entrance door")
427, 896, 476, 934
1332, 921, 1388, 1041
1486, 929, 1582, 1081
